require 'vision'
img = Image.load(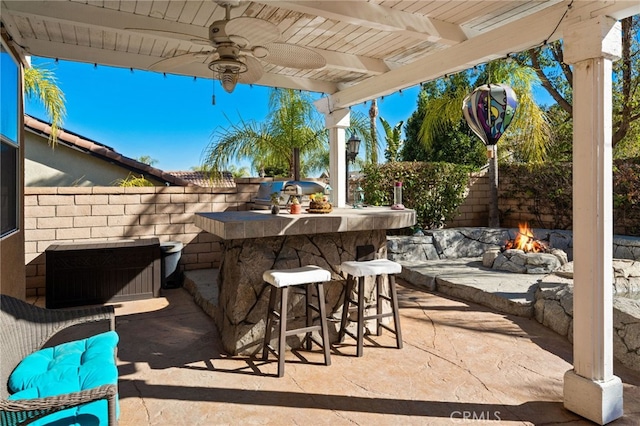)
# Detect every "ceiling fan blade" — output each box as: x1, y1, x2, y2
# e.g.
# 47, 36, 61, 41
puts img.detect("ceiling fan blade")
225, 17, 280, 46
149, 52, 213, 71
125, 28, 209, 45
261, 43, 326, 69
238, 56, 264, 84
